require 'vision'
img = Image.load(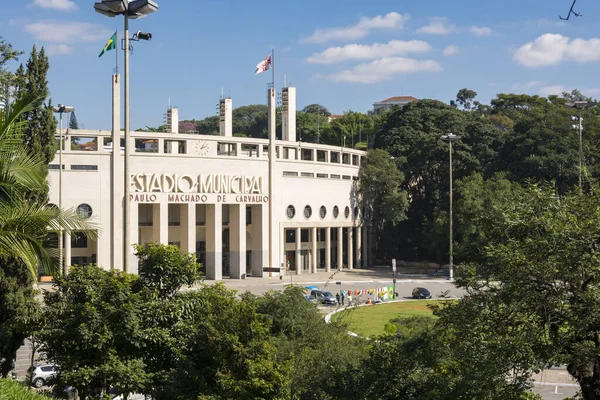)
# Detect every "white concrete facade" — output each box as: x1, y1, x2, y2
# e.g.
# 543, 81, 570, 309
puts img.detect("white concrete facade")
48, 90, 366, 279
